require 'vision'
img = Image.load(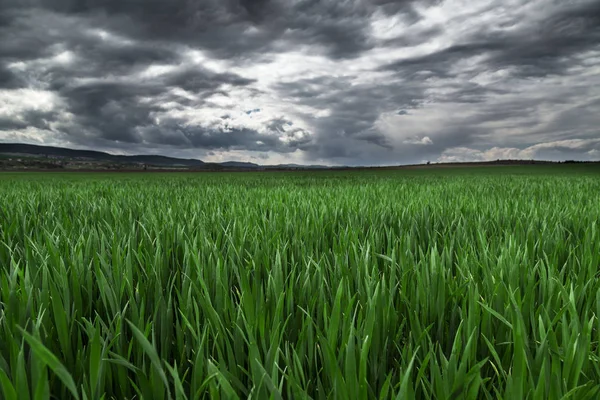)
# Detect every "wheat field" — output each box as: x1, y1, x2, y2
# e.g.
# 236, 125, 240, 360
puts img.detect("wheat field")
1, 167, 599, 399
